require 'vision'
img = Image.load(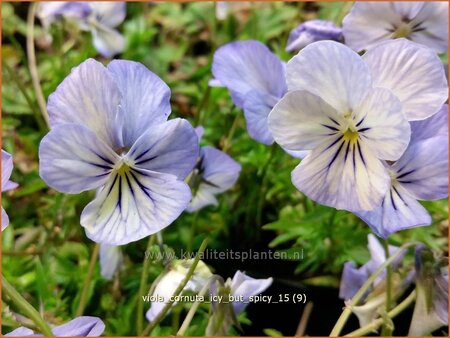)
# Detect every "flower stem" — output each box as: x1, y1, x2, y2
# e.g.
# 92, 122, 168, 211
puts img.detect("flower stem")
381, 239, 393, 335
256, 144, 277, 227
344, 291, 416, 337
75, 243, 100, 316
2, 276, 53, 336
141, 237, 209, 336
329, 242, 419, 336
26, 2, 50, 129
137, 235, 156, 335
